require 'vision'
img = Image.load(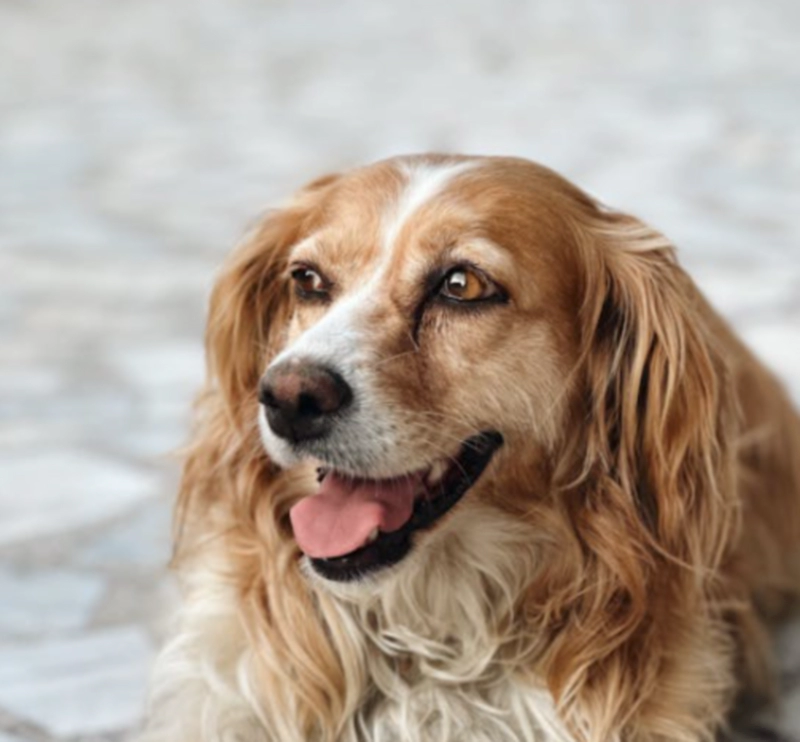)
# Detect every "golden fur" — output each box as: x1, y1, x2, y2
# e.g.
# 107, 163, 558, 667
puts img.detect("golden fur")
141, 155, 800, 742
